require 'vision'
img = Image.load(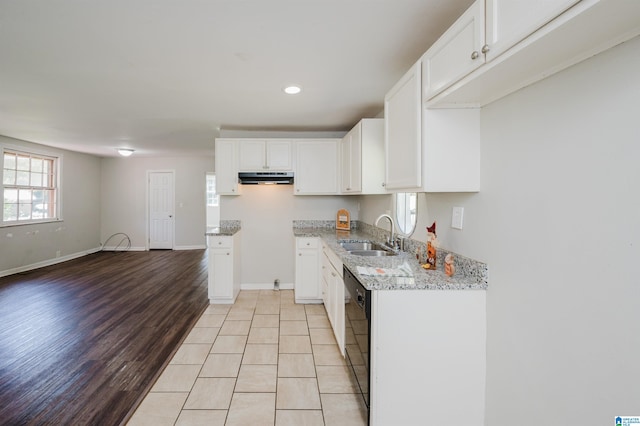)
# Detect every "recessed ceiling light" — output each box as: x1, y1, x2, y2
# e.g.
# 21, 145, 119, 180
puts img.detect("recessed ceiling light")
283, 85, 302, 95
117, 148, 135, 157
